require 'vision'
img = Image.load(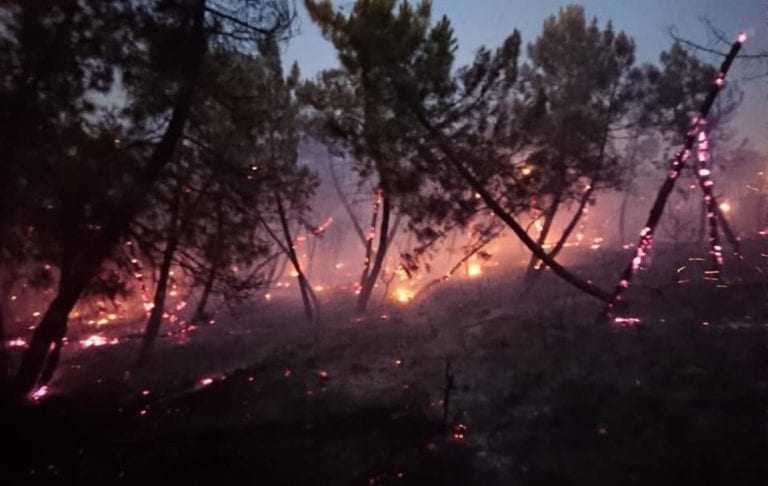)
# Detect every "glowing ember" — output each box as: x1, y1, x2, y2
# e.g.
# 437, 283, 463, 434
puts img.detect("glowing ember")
7, 338, 28, 347
283, 368, 293, 378
30, 385, 49, 402
613, 317, 642, 327
140, 389, 151, 396
738, 32, 748, 43
317, 370, 329, 379
393, 287, 415, 304
199, 377, 214, 387
467, 262, 483, 278
79, 334, 119, 348
452, 423, 468, 441
718, 201, 731, 213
